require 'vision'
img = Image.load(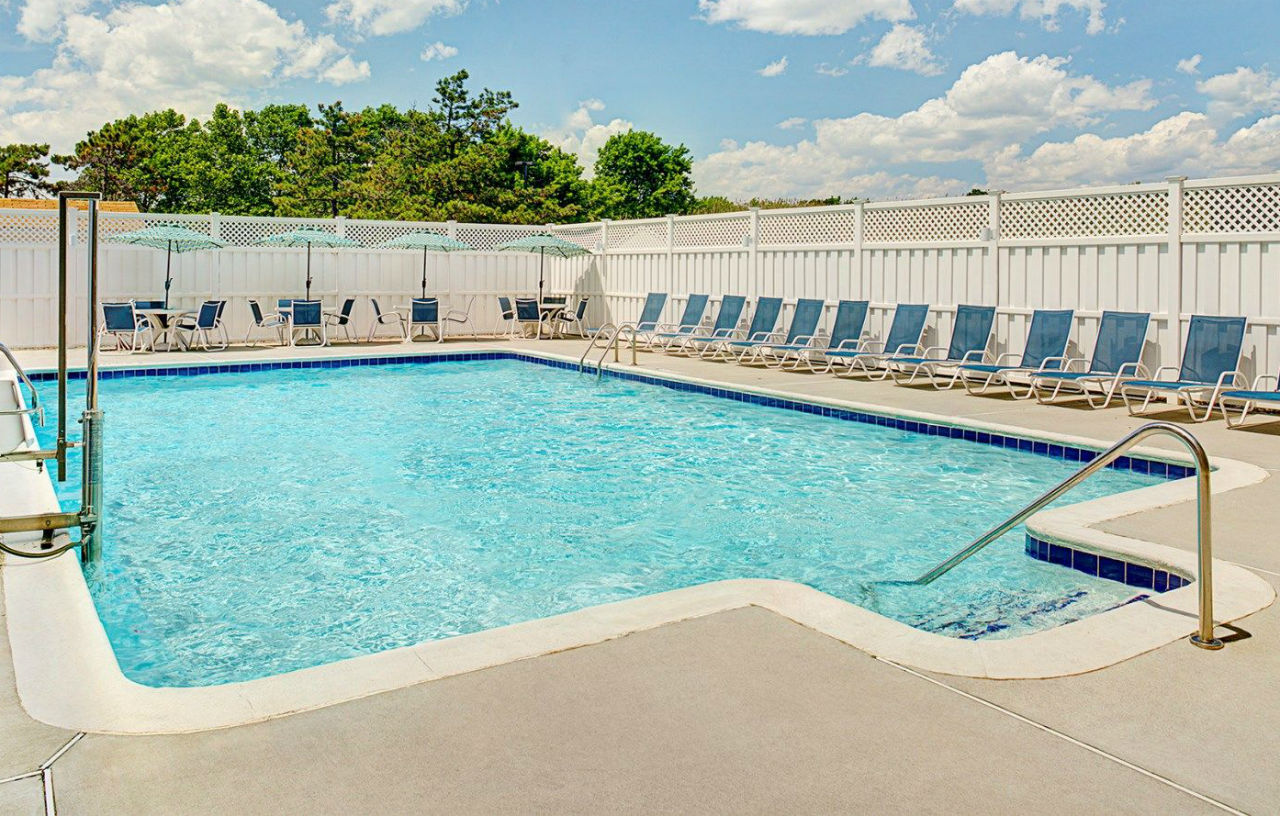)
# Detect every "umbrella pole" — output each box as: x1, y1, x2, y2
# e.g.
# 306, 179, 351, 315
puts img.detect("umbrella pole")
164, 241, 173, 309
306, 242, 313, 300
538, 248, 545, 301
422, 248, 428, 299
